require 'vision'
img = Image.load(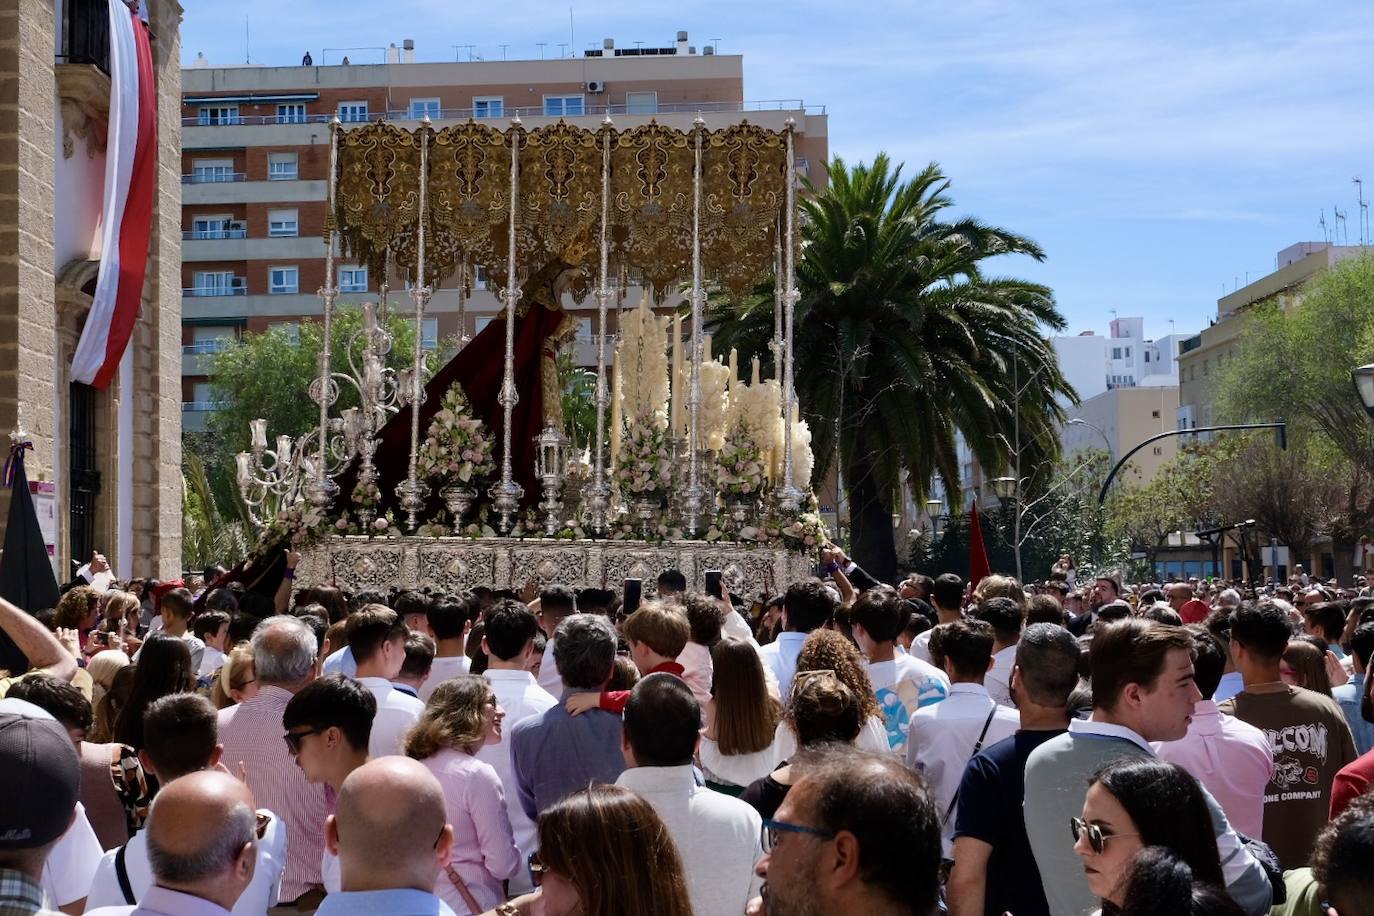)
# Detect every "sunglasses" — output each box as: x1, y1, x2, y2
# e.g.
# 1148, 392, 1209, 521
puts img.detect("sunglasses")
283, 728, 323, 755
1070, 816, 1139, 855
255, 812, 271, 840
